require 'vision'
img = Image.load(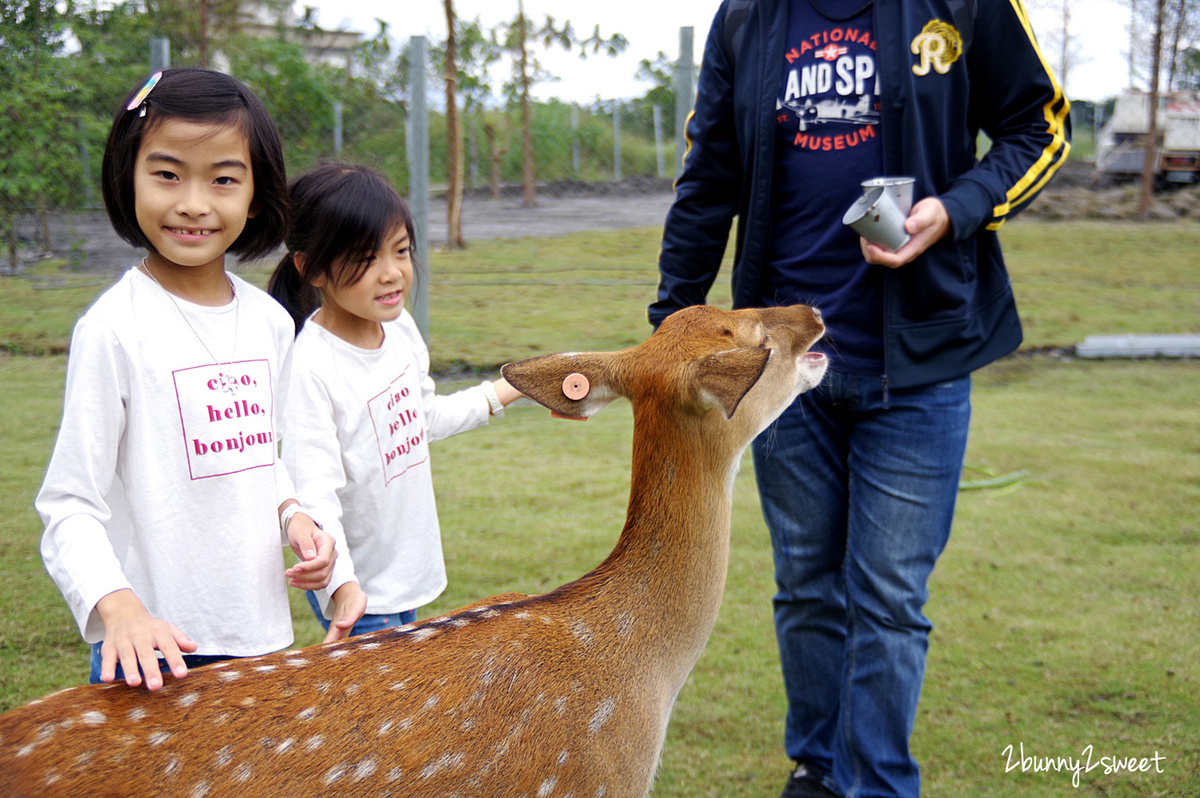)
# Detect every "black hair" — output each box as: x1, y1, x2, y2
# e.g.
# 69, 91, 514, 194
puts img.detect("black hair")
268, 163, 419, 334
101, 67, 289, 262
